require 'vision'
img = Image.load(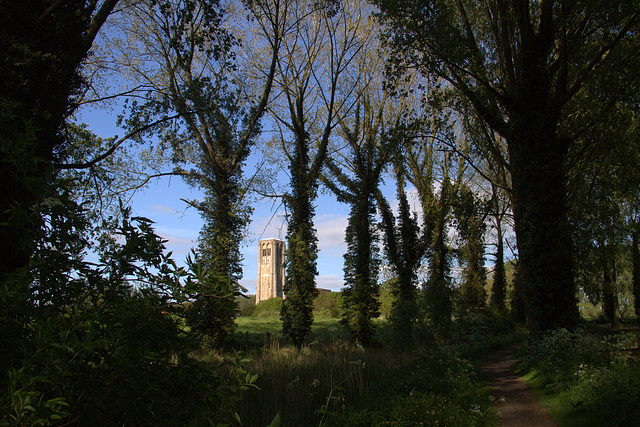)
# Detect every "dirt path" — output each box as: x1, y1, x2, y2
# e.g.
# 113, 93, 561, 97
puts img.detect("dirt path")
480, 345, 558, 427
